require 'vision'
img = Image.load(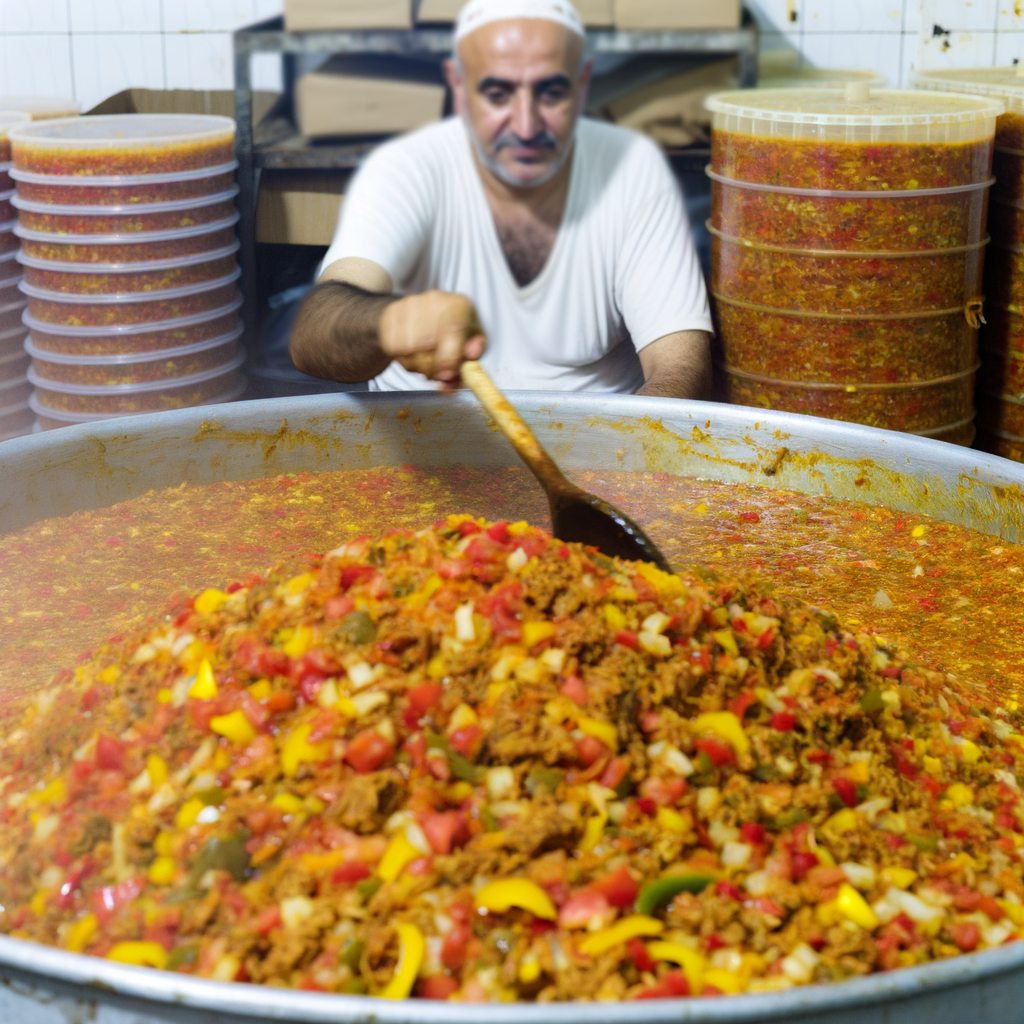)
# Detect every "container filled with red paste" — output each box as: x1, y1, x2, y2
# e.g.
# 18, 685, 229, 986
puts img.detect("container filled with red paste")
20, 271, 241, 328
10, 165, 237, 207
29, 349, 245, 417
11, 187, 238, 234
25, 299, 241, 356
14, 217, 238, 265
706, 85, 1000, 441
0, 110, 30, 171
26, 324, 242, 386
